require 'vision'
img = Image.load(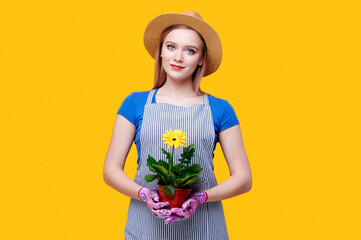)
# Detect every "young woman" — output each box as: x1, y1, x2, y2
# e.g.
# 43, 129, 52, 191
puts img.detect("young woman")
103, 10, 252, 240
